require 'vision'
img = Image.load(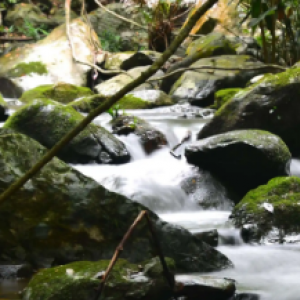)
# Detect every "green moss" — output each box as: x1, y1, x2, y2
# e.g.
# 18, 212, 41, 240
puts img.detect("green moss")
7, 62, 48, 77
212, 88, 242, 109
69, 94, 152, 113
4, 98, 101, 146
21, 83, 94, 104
233, 176, 300, 235
118, 94, 151, 109
186, 33, 236, 57
0, 93, 6, 106
23, 259, 138, 300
